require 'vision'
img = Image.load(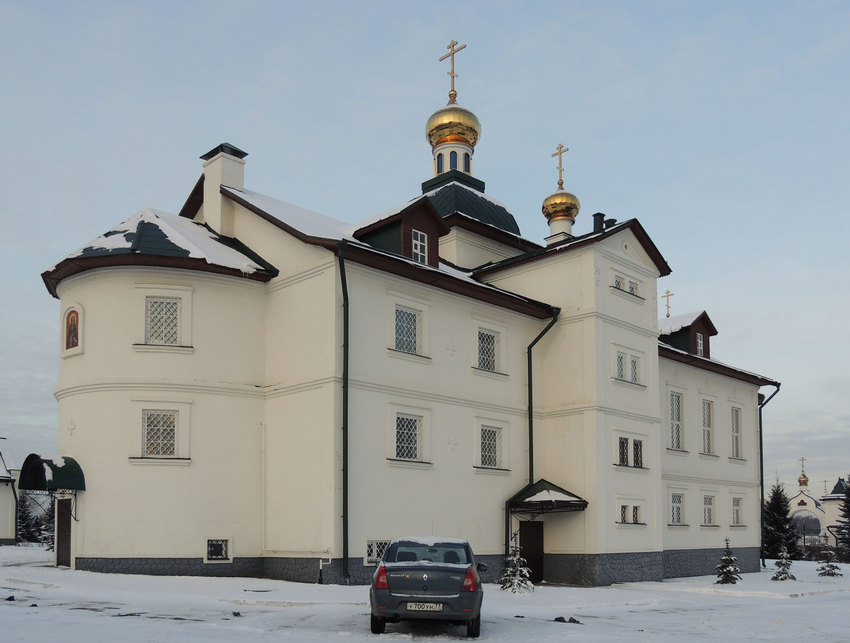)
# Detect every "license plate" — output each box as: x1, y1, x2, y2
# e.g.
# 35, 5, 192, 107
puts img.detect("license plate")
407, 602, 443, 612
